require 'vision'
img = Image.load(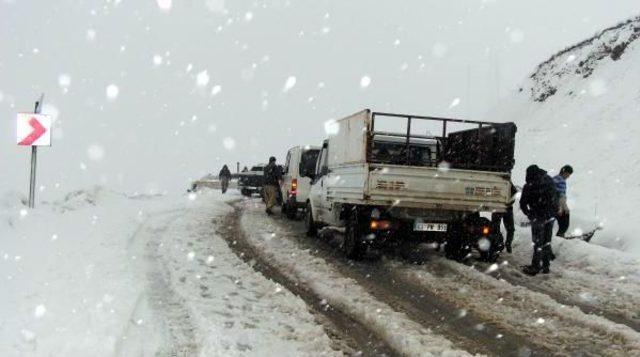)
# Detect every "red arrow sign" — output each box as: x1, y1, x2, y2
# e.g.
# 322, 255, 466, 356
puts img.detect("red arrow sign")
18, 117, 47, 146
